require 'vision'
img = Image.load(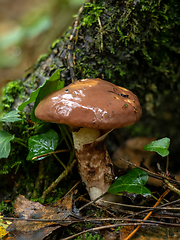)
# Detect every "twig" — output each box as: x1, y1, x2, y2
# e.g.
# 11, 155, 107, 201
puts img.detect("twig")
64, 180, 81, 198
61, 217, 180, 240
164, 179, 180, 195
32, 160, 44, 199
78, 193, 107, 211
61, 223, 154, 240
157, 163, 180, 196
101, 199, 180, 211
119, 158, 180, 186
41, 159, 77, 199
78, 196, 121, 217
126, 196, 180, 219
124, 189, 170, 240
3, 215, 180, 226
32, 149, 70, 160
